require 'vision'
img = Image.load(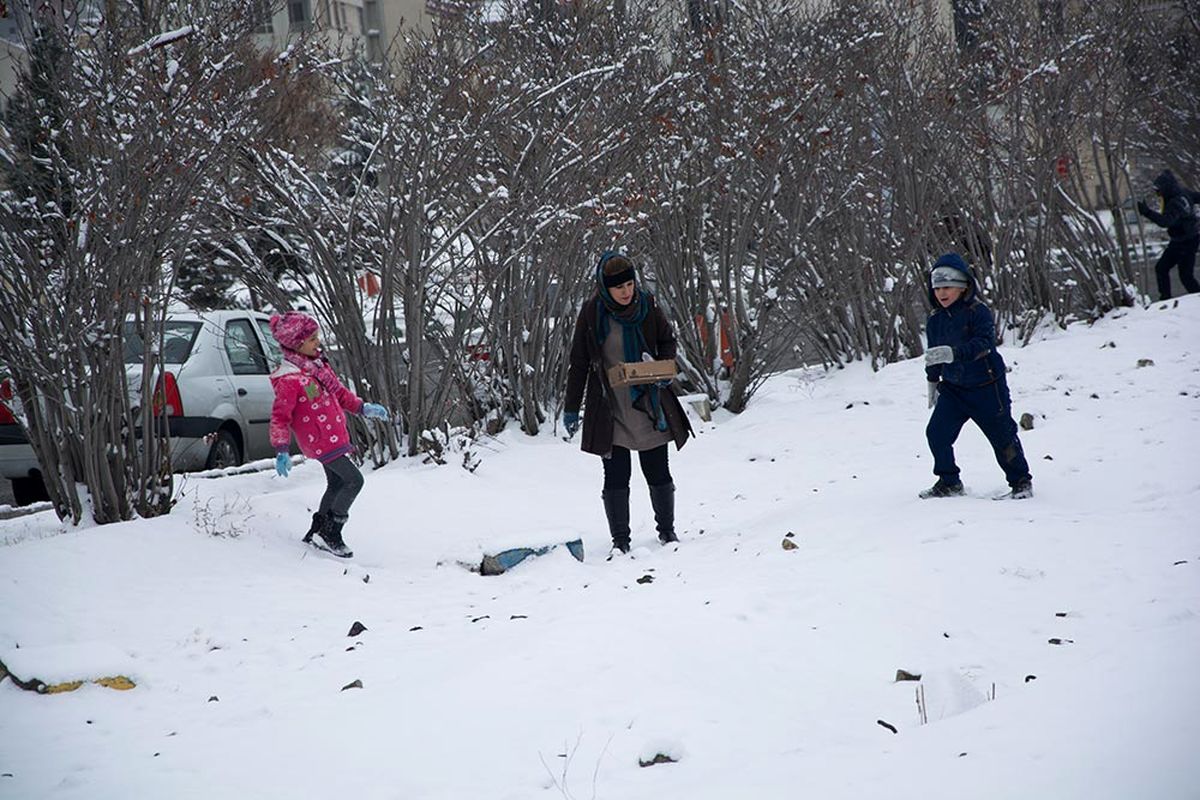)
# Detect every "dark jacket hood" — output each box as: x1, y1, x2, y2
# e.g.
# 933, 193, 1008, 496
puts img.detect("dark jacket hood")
927, 252, 980, 307
1153, 169, 1184, 198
